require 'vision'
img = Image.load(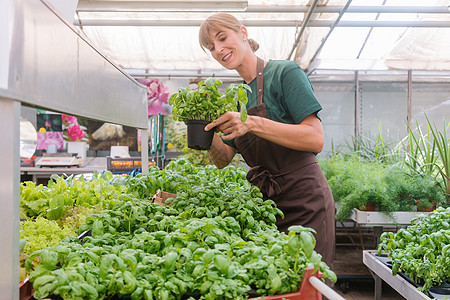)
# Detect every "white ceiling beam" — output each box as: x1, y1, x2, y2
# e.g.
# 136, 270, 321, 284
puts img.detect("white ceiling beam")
74, 19, 450, 27
126, 68, 240, 79
308, 5, 449, 14
76, 2, 450, 14
77, 0, 247, 11
125, 67, 450, 81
